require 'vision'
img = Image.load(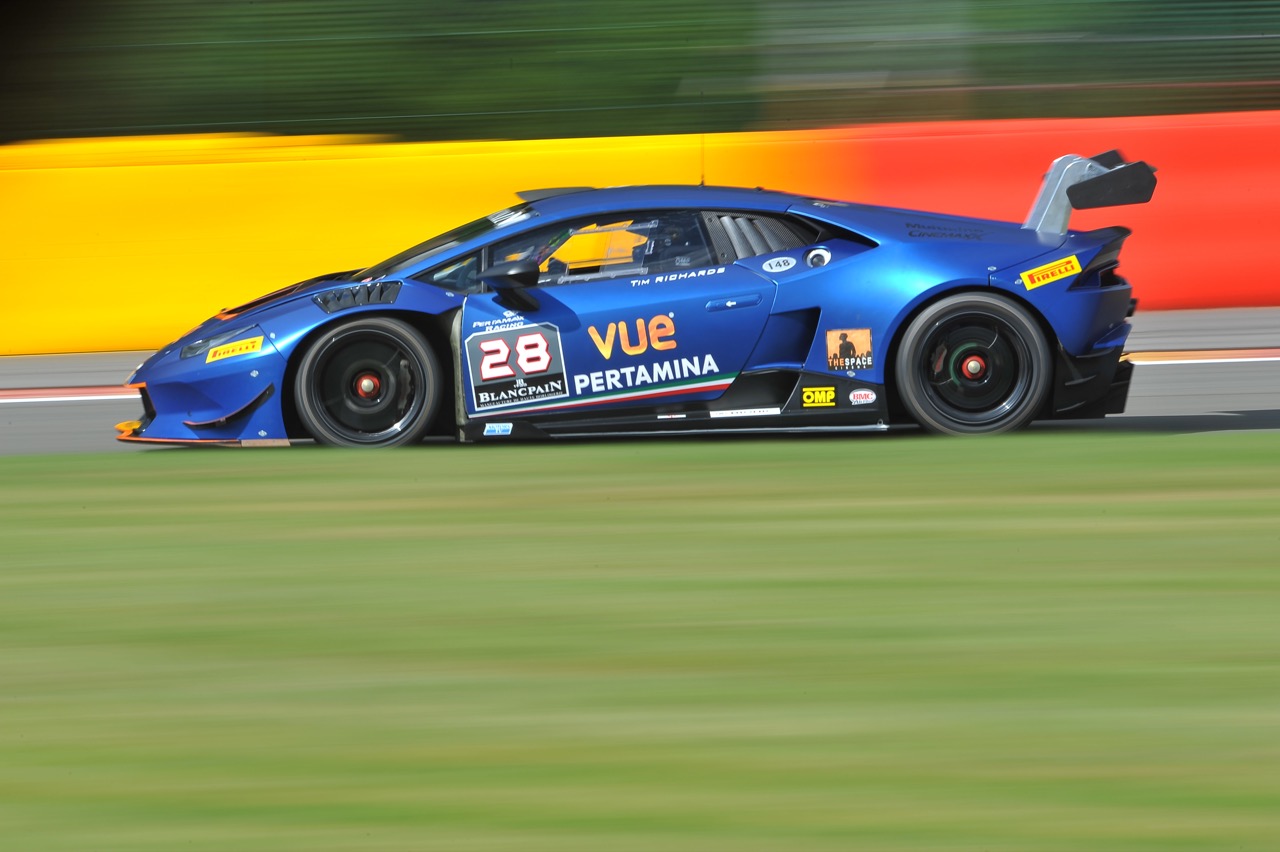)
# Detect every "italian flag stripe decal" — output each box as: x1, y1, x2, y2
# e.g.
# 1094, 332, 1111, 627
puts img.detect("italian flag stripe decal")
490, 373, 736, 416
